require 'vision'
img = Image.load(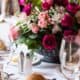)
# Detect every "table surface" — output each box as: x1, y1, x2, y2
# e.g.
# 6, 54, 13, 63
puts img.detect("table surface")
2, 61, 67, 80
0, 16, 67, 80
